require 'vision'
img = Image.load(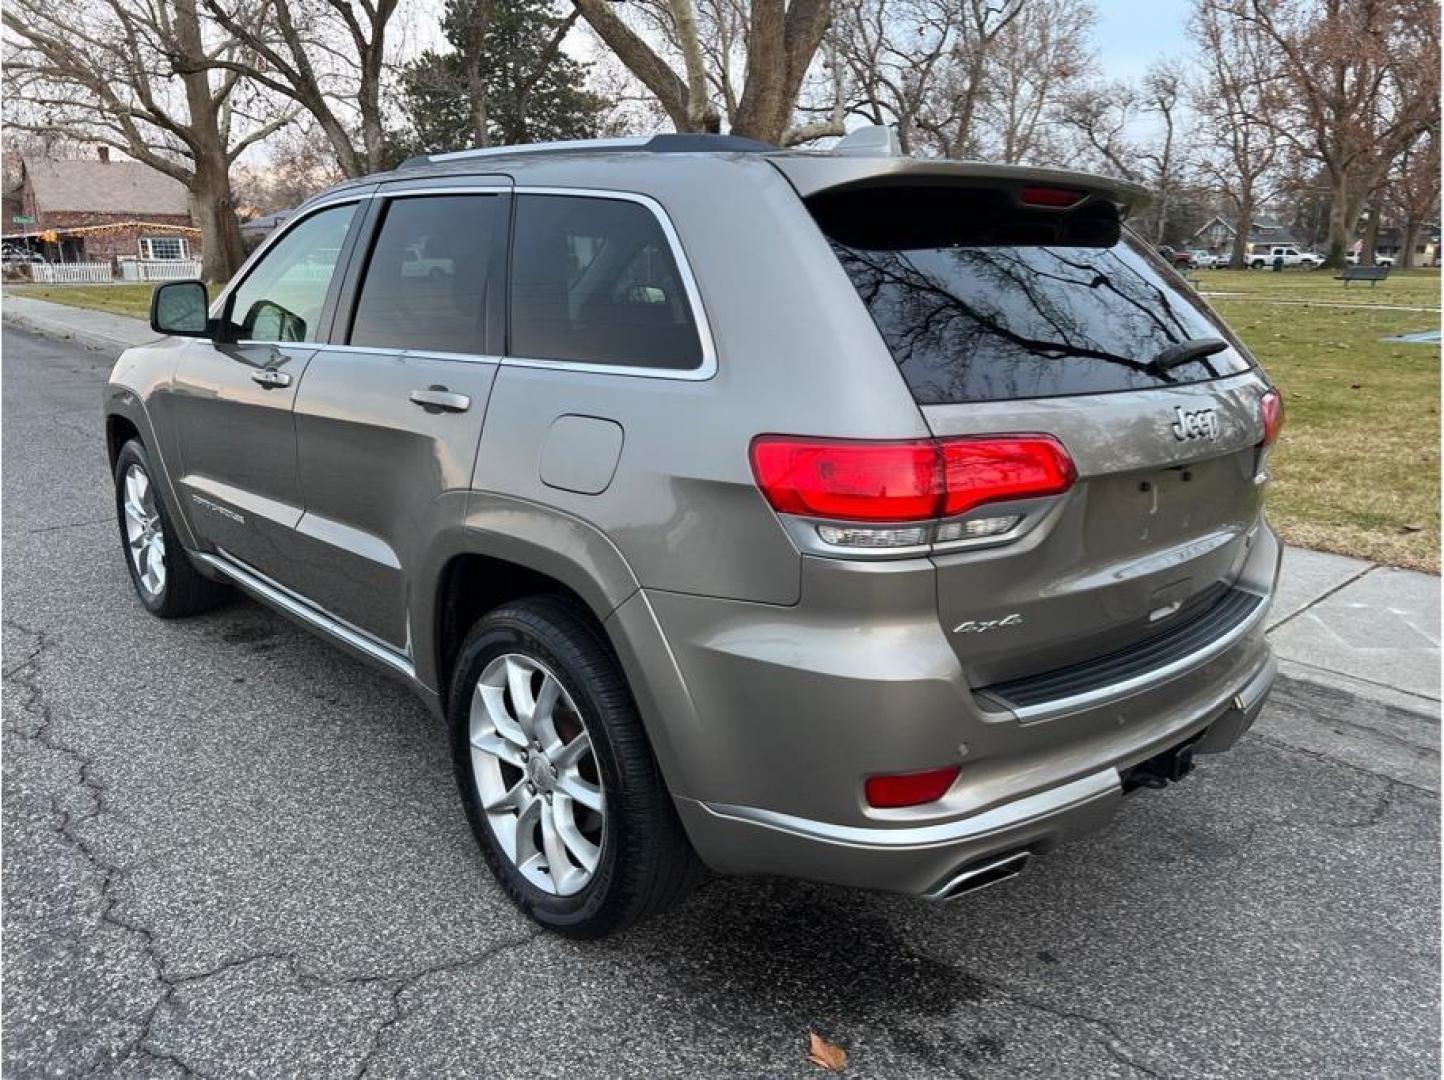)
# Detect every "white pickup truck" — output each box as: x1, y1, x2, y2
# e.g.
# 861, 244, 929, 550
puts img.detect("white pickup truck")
1248, 245, 1323, 269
